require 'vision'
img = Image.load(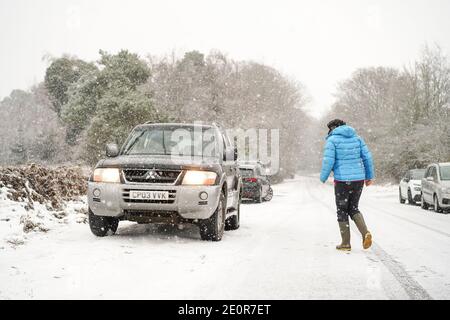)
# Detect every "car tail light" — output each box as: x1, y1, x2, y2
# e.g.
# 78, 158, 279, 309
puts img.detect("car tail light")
245, 178, 258, 183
